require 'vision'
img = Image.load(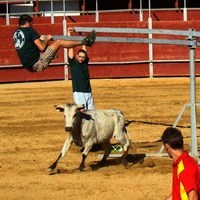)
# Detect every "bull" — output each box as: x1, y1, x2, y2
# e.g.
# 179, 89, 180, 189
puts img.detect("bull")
48, 103, 130, 171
